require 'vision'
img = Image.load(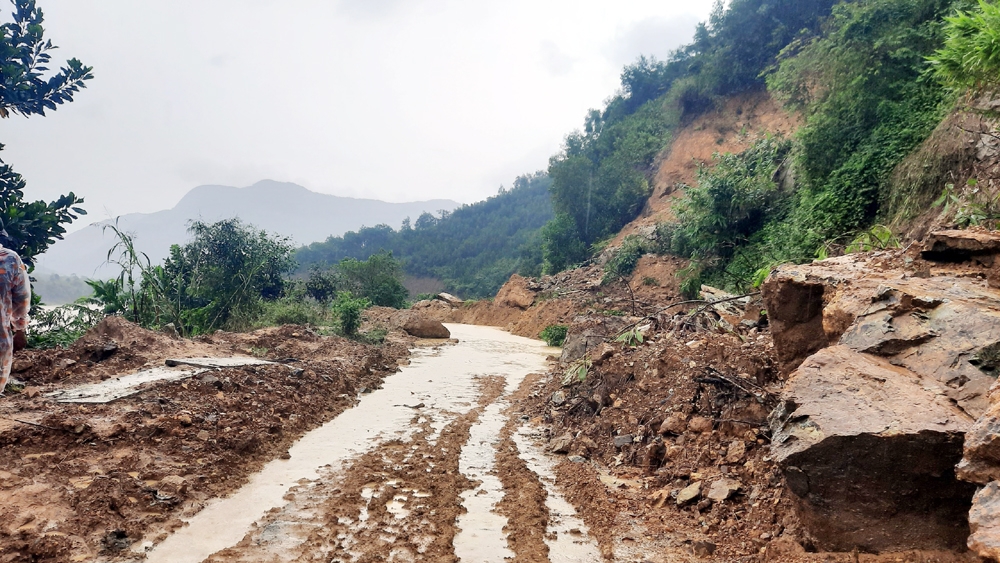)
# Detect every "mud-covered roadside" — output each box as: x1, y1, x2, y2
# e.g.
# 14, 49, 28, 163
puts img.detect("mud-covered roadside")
0, 318, 410, 562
